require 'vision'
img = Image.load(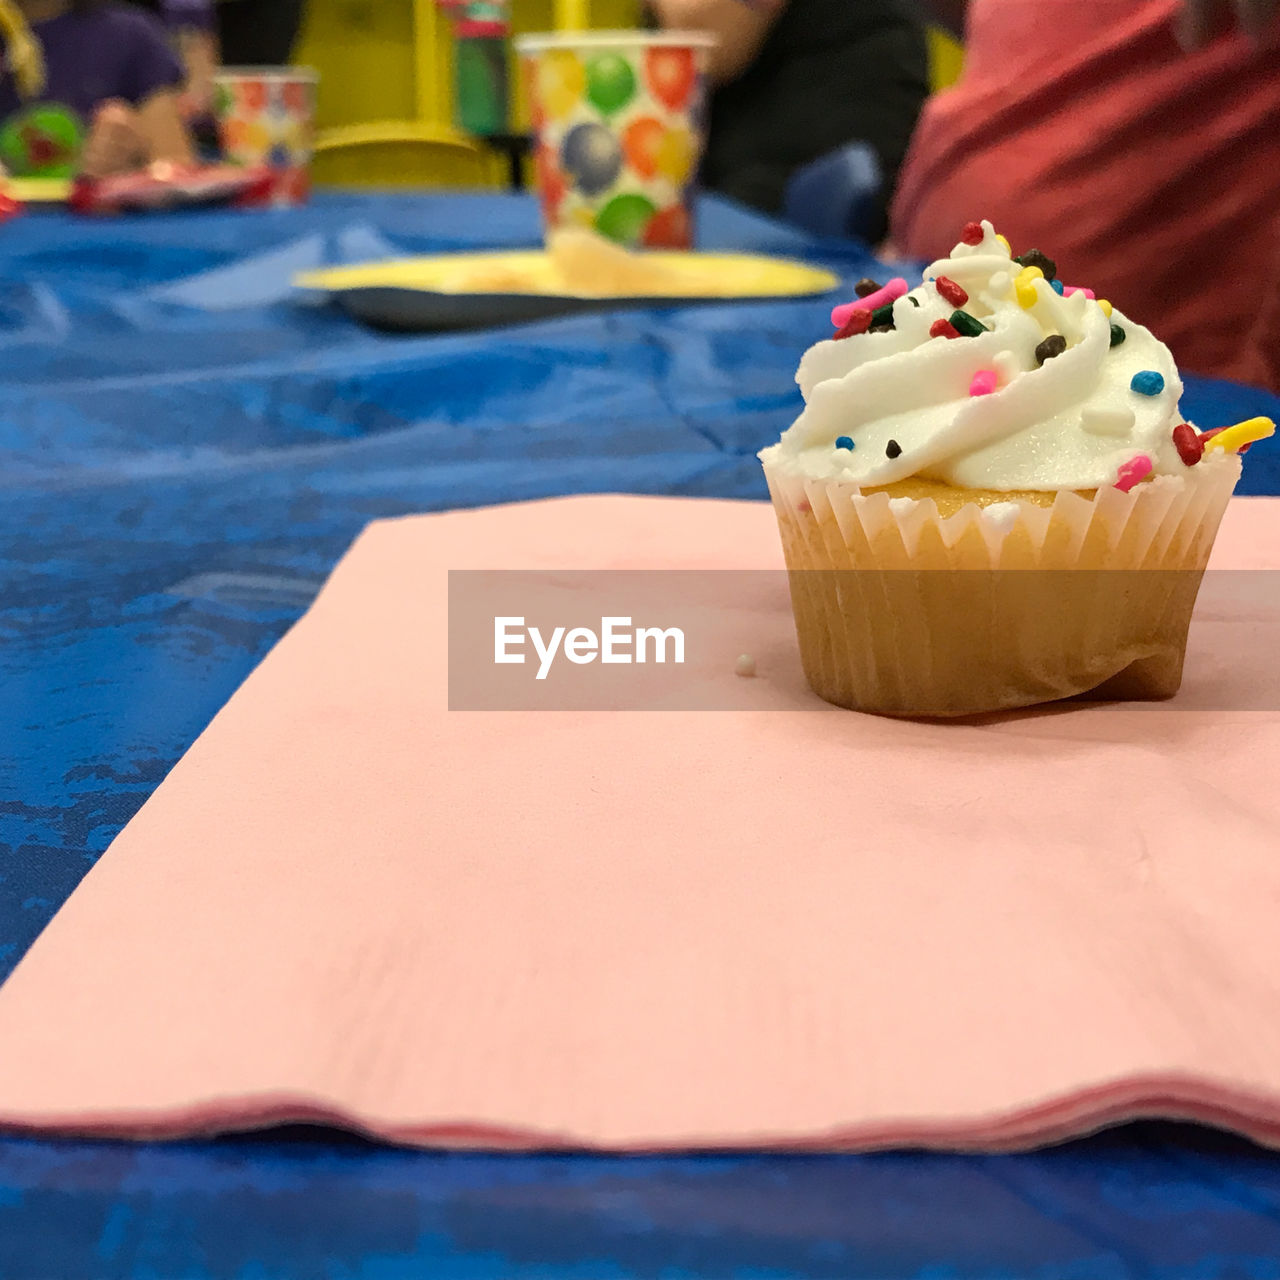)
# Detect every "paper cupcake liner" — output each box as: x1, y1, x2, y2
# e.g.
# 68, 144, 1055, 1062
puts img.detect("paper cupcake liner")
762, 455, 1242, 717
